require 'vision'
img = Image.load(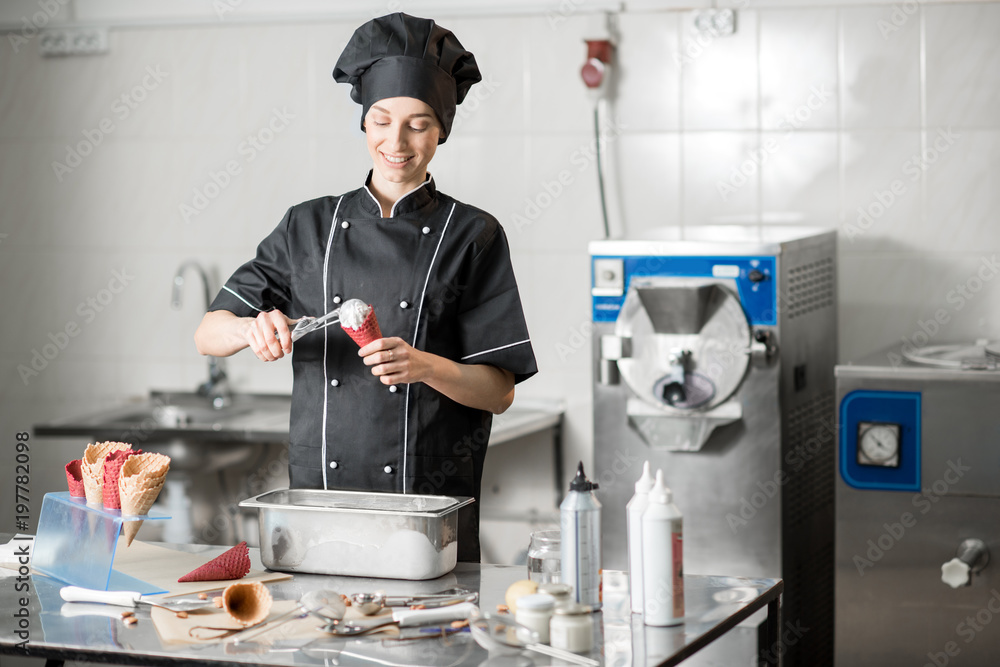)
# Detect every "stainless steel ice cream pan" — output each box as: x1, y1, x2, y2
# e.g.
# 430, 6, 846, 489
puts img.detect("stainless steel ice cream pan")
239, 489, 474, 580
